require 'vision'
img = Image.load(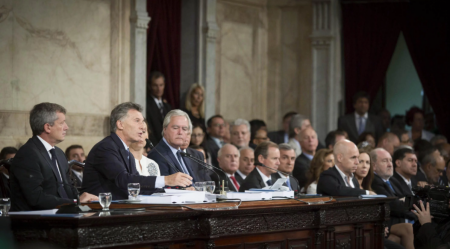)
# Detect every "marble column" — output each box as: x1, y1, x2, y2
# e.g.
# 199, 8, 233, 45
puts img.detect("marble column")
310, 0, 342, 143
130, 0, 151, 114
